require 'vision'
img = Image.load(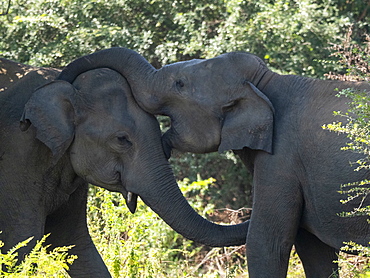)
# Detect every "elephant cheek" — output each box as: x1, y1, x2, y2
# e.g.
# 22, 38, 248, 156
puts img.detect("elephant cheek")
185, 128, 221, 154
182, 112, 222, 153
69, 147, 86, 177
163, 123, 221, 154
